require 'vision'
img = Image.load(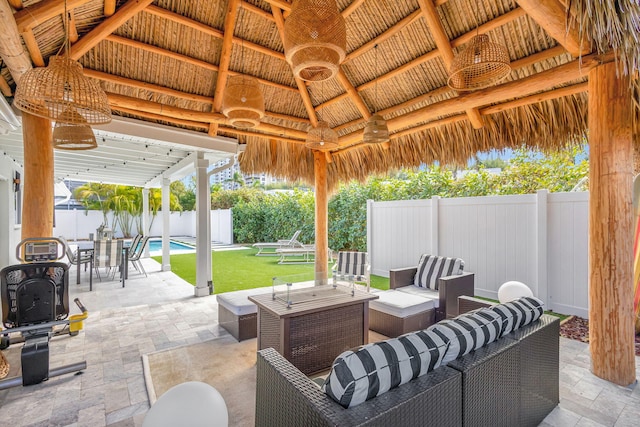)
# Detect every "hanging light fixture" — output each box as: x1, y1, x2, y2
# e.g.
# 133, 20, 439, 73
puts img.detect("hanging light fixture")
13, 1, 111, 124
363, 44, 389, 144
306, 120, 339, 150
447, 1, 510, 91
52, 107, 97, 150
222, 9, 265, 129
222, 75, 265, 128
284, 0, 346, 82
